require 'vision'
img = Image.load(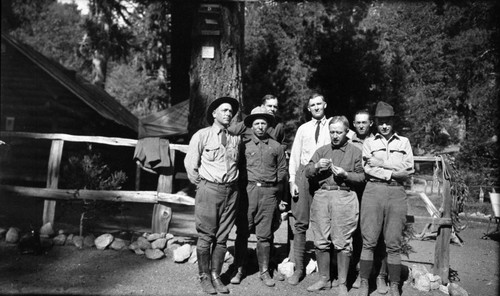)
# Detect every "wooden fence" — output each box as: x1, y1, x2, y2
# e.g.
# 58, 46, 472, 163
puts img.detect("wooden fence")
0, 131, 453, 283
